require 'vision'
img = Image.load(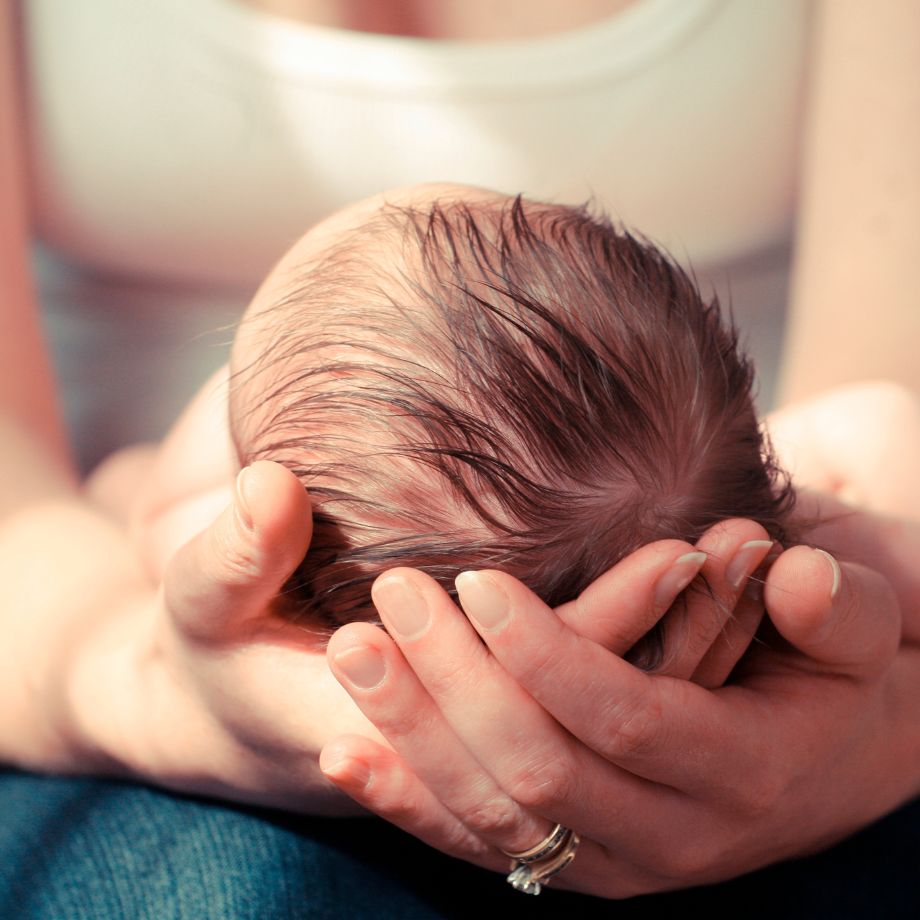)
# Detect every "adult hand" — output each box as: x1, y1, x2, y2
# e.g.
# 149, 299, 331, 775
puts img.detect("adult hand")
320, 520, 916, 897
39, 460, 377, 814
